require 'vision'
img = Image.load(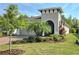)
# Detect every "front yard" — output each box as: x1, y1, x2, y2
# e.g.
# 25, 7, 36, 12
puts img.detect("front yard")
0, 34, 79, 55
